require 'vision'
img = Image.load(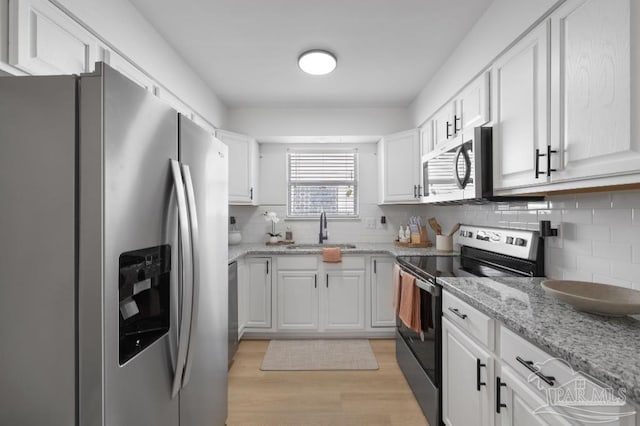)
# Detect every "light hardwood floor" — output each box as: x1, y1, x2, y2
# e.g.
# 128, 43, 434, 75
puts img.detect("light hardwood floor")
227, 339, 429, 426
